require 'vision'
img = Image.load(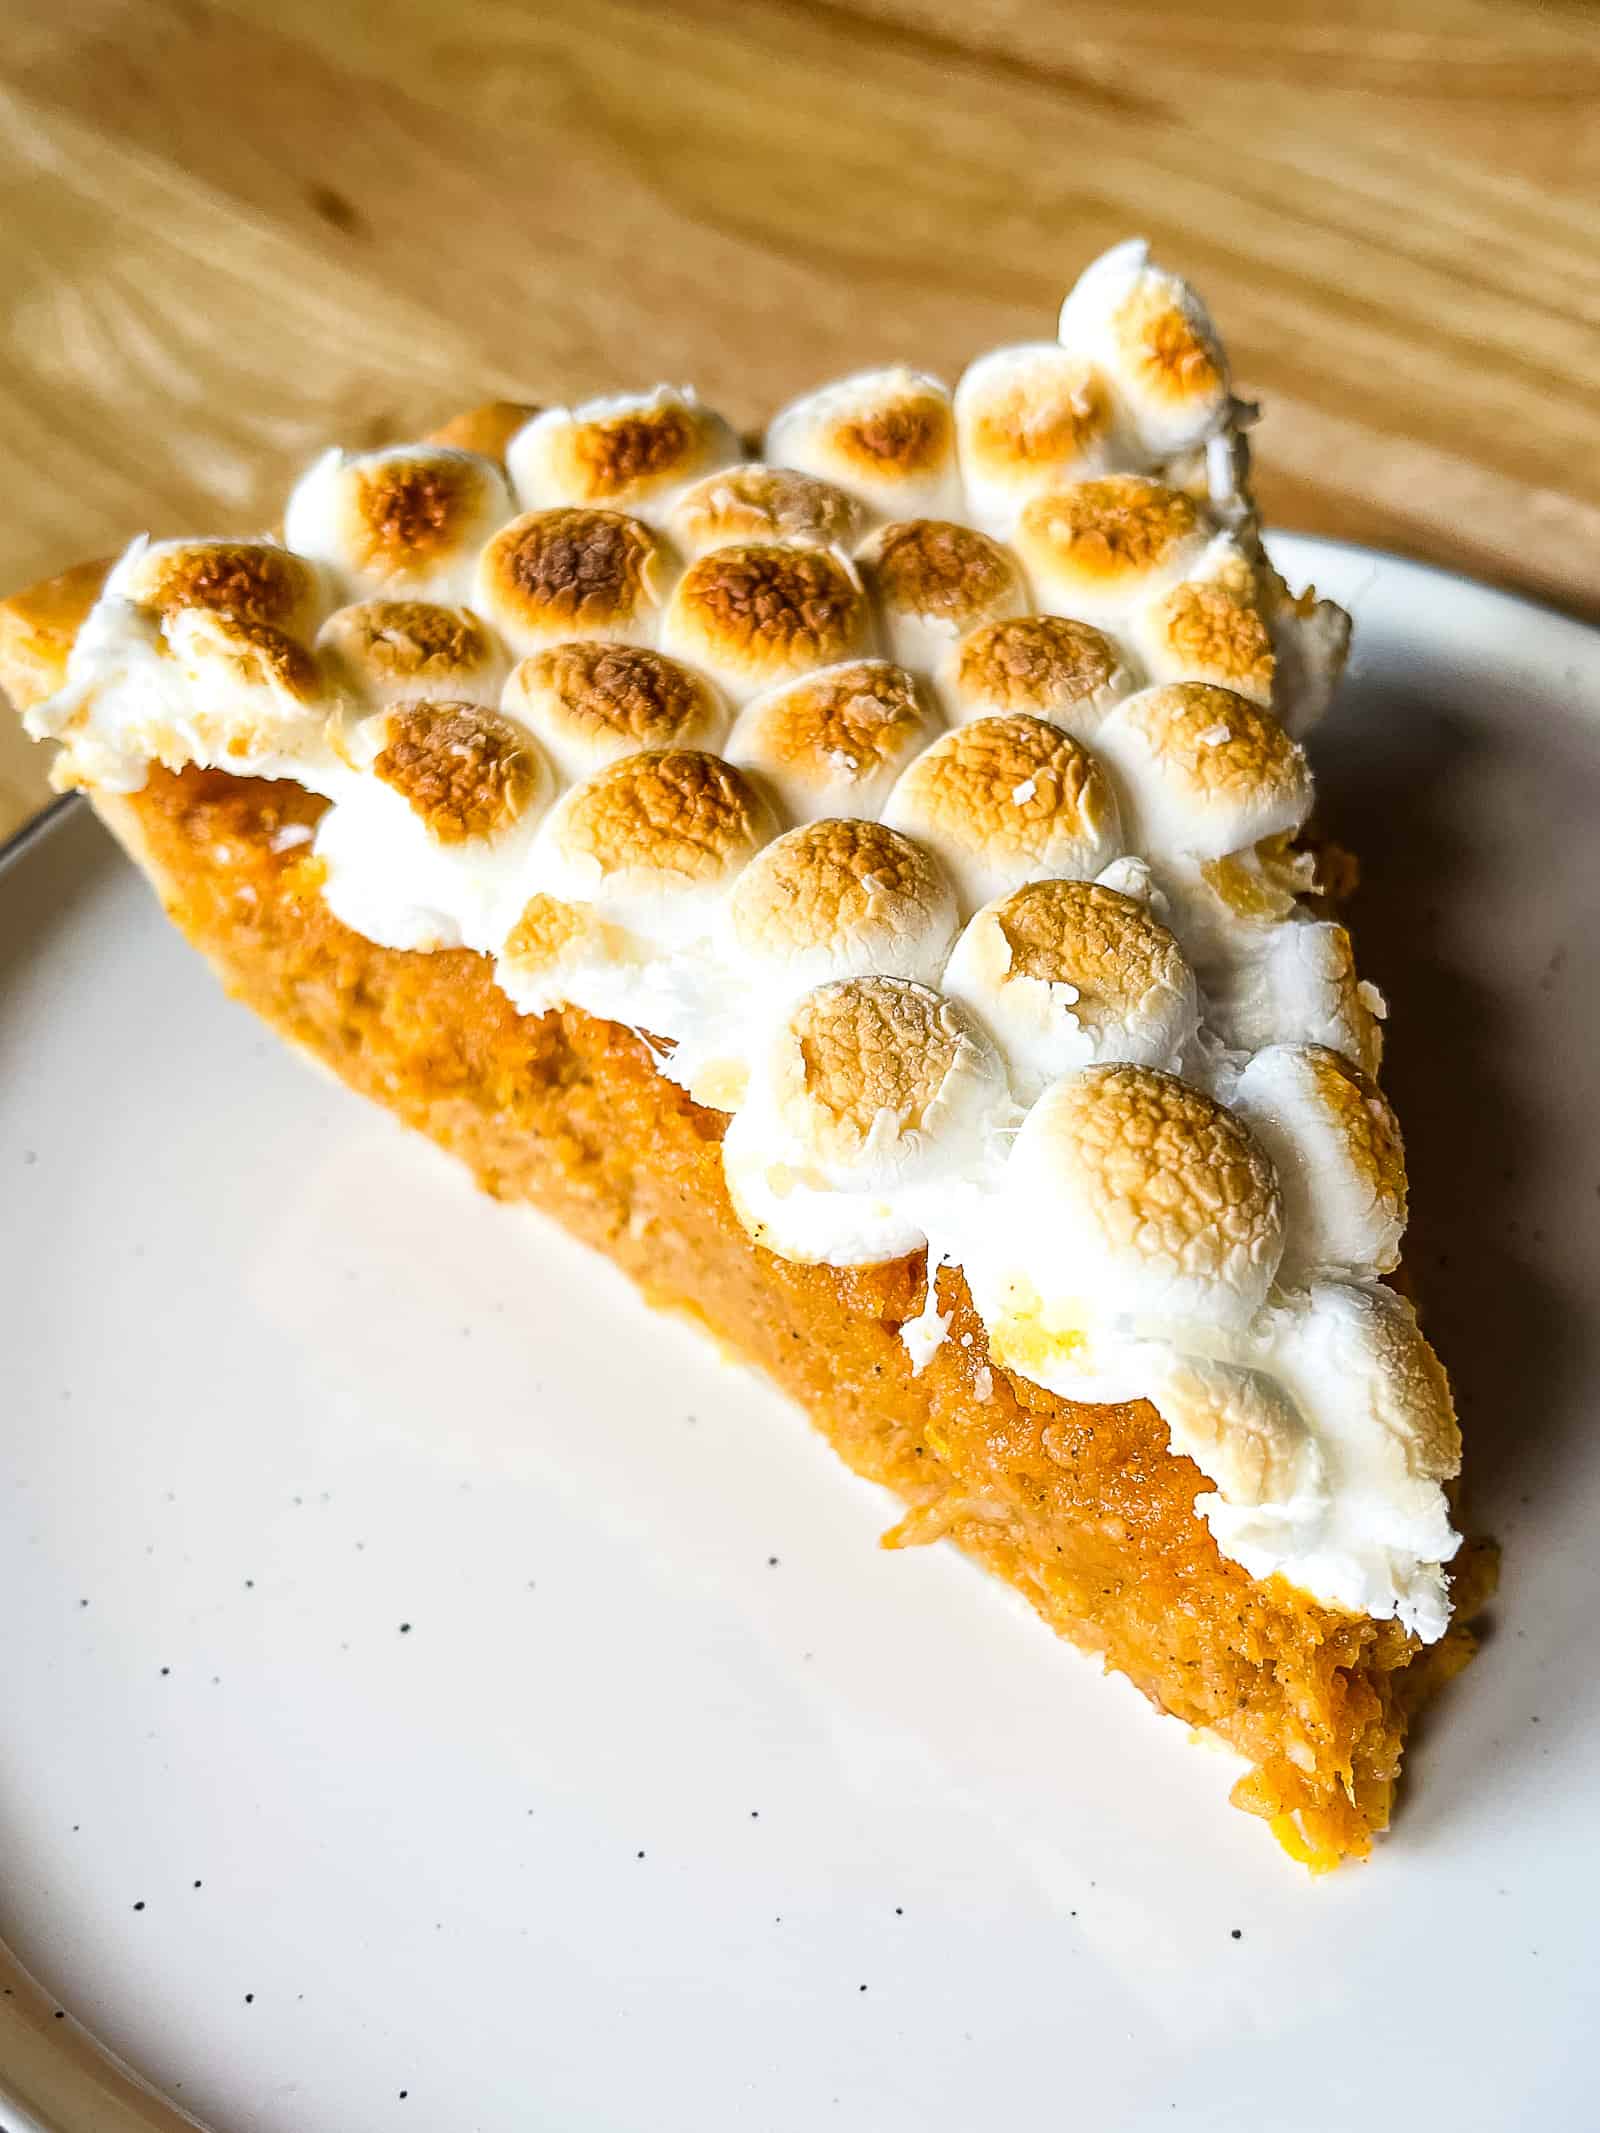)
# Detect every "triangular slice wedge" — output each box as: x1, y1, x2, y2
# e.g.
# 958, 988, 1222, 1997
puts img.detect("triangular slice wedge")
2, 242, 1491, 1868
